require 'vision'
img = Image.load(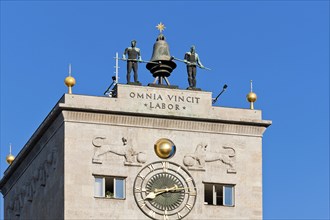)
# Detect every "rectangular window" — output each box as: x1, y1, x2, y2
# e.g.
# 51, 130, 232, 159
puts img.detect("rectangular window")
223, 185, 234, 206
204, 183, 235, 206
94, 177, 104, 197
114, 178, 125, 199
94, 176, 126, 199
